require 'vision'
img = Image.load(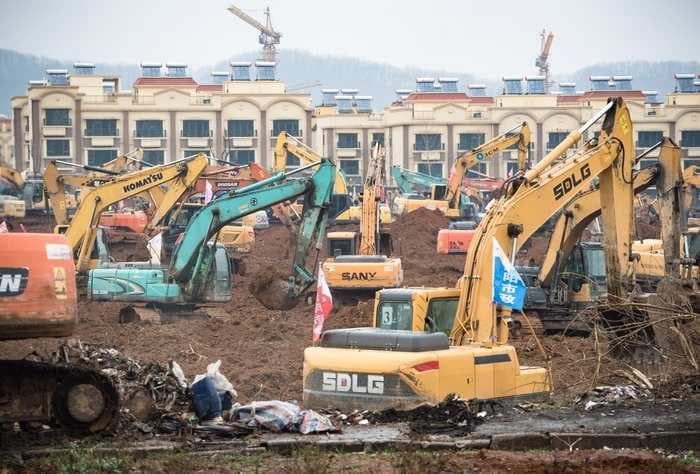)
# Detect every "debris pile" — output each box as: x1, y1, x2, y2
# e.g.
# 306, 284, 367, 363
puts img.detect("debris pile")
575, 385, 651, 411
367, 395, 489, 435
